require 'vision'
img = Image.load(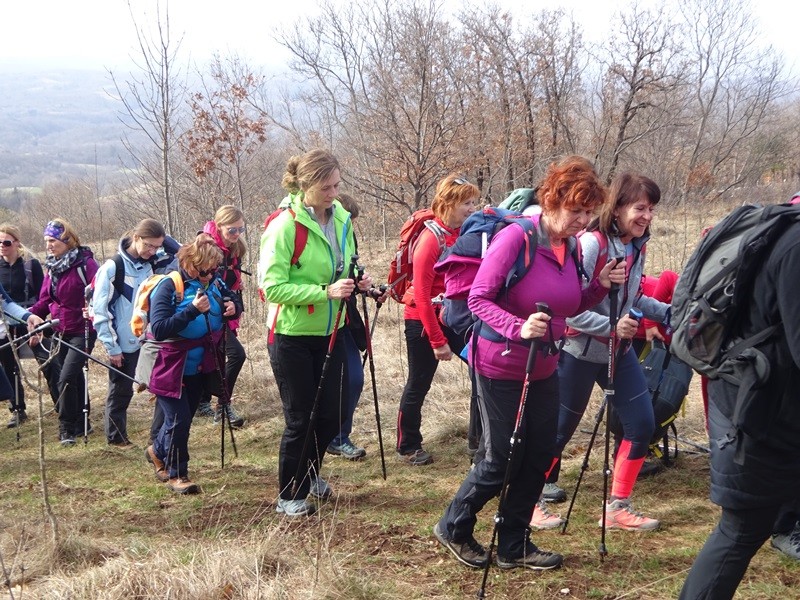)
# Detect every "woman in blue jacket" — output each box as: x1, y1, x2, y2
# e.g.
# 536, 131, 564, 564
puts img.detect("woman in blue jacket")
145, 234, 238, 495
92, 218, 165, 447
